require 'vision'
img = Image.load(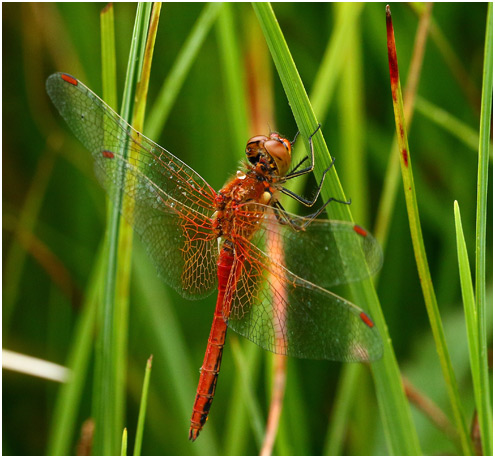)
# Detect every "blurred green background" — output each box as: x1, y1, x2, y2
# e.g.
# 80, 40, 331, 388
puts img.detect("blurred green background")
2, 2, 492, 455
